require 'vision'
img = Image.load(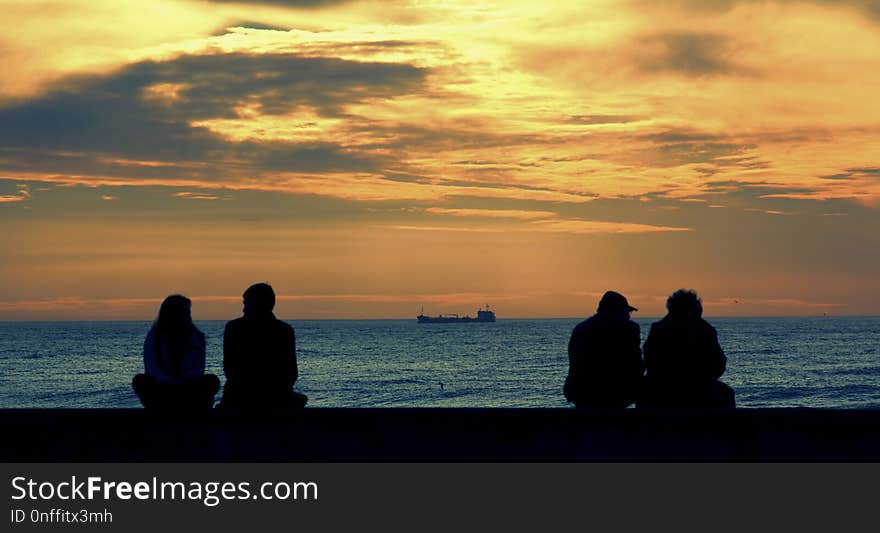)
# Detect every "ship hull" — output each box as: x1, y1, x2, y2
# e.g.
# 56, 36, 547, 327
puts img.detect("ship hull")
417, 316, 495, 324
